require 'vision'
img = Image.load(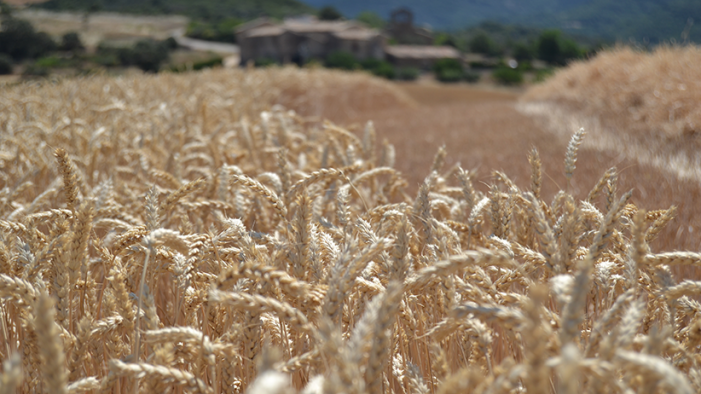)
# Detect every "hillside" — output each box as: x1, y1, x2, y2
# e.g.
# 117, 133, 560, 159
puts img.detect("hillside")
305, 0, 701, 43
30, 0, 701, 43
36, 0, 314, 21
304, 0, 573, 30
